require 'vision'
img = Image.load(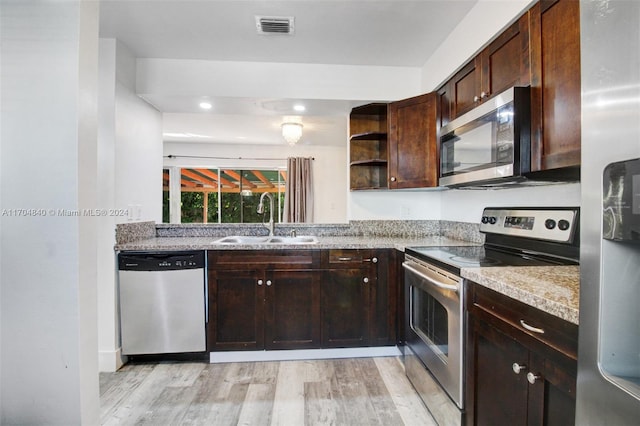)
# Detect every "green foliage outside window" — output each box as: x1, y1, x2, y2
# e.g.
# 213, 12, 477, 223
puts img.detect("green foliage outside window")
181, 192, 204, 223
163, 167, 285, 224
